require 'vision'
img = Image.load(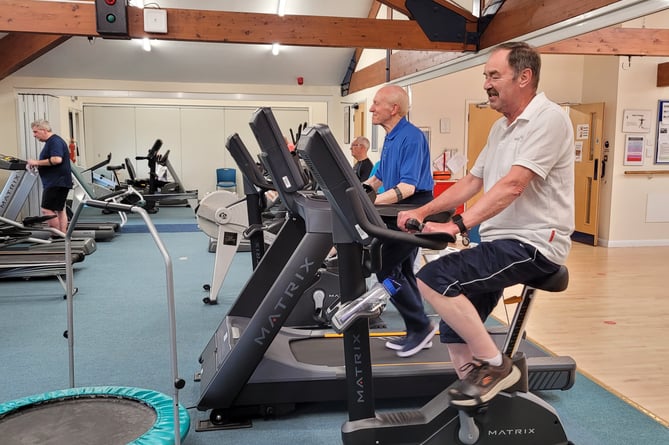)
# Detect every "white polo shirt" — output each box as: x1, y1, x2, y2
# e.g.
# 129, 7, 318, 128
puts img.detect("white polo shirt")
471, 92, 575, 265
